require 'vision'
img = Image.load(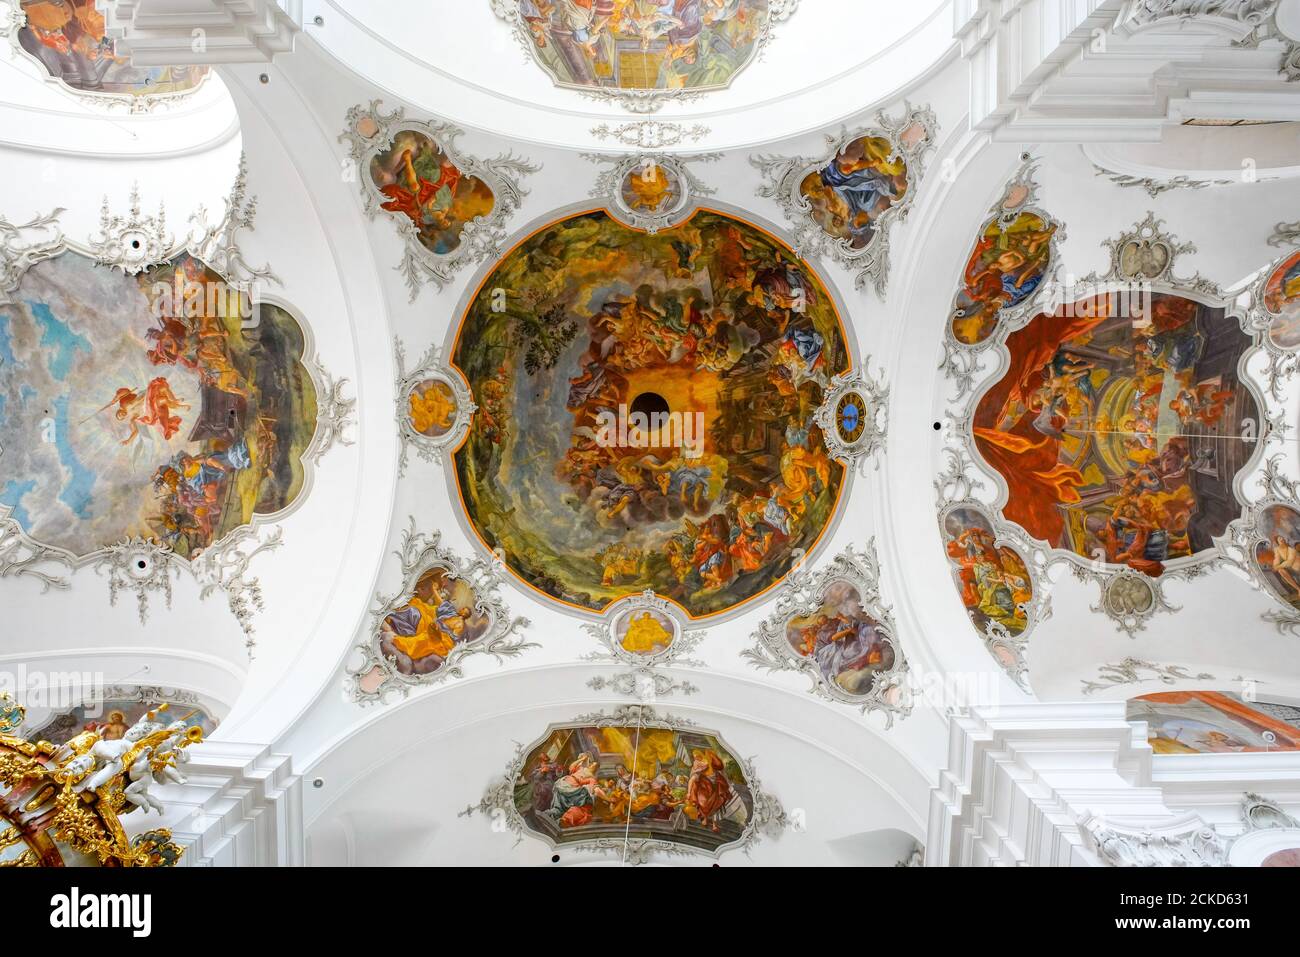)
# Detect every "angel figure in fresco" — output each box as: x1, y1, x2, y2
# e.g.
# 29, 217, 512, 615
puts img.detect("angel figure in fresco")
1267, 534, 1300, 595
102, 377, 190, 446
409, 382, 456, 436
686, 748, 731, 833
